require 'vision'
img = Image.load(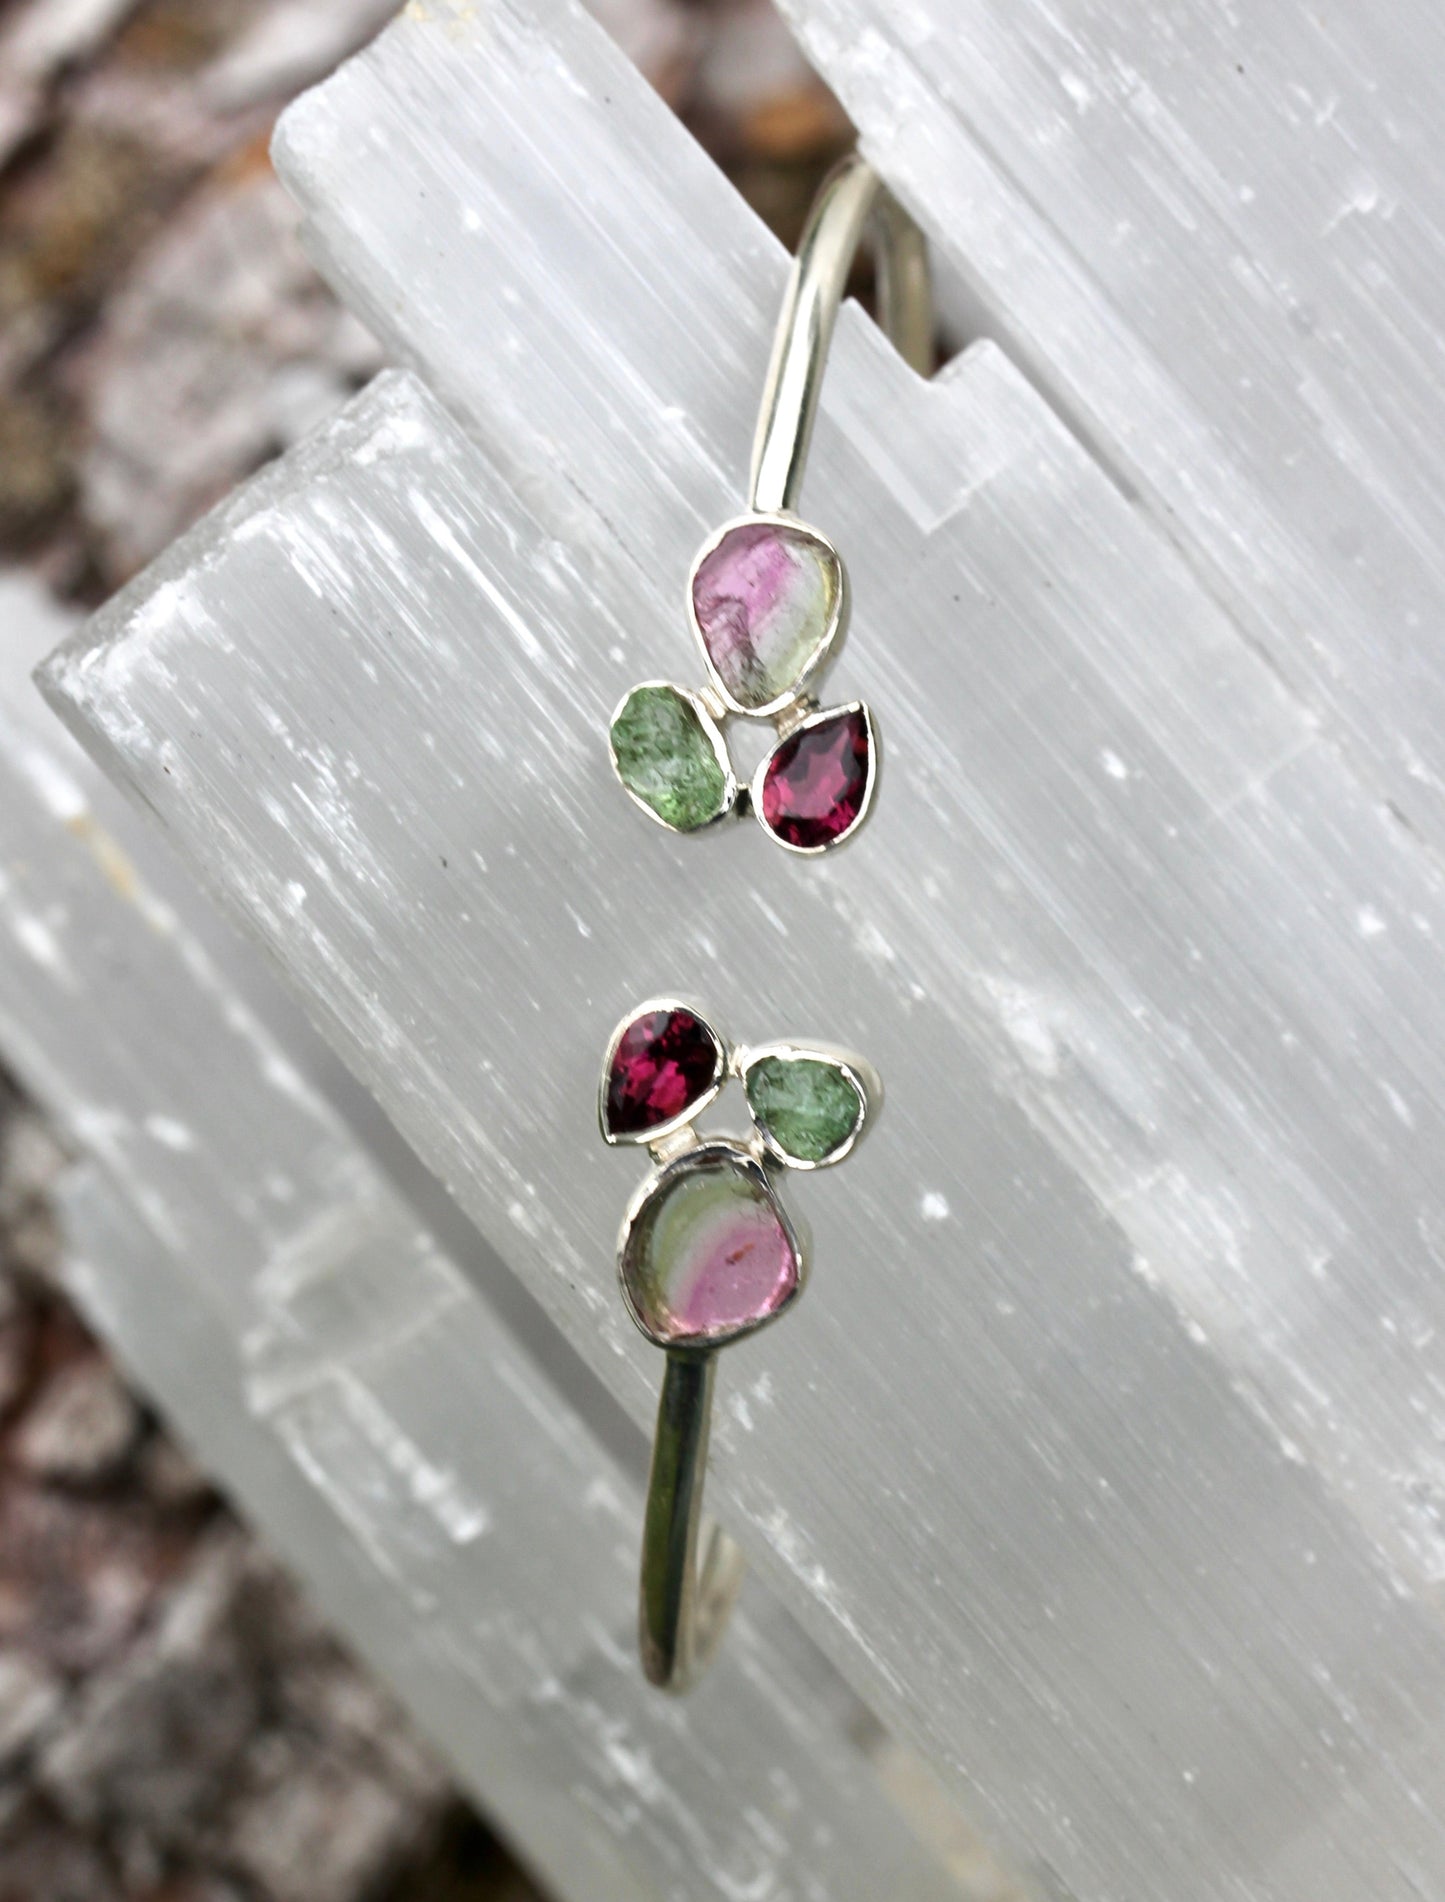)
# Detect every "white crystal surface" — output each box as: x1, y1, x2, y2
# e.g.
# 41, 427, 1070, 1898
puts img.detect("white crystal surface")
44, 330, 1445, 1896
32, 0, 1445, 1895
0, 575, 961, 1902
778, 0, 1445, 849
